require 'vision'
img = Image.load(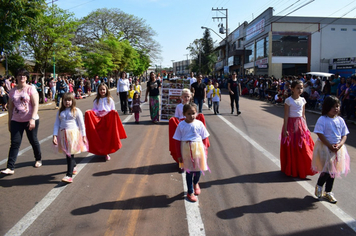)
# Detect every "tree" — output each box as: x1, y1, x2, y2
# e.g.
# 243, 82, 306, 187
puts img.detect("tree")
74, 8, 161, 62
0, 0, 45, 54
1, 50, 25, 75
186, 29, 217, 75
21, 5, 81, 102
22, 5, 81, 76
